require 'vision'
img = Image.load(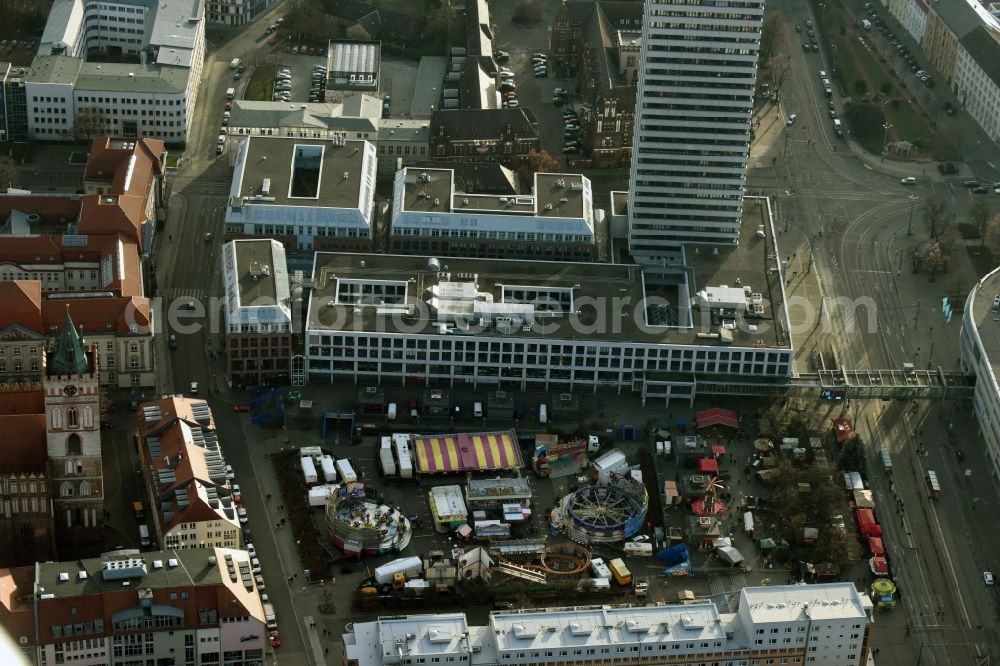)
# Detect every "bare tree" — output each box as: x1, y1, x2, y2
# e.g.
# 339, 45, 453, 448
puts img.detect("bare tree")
924, 242, 949, 278
970, 199, 991, 237
760, 11, 789, 63
768, 55, 792, 95
0, 156, 16, 192
984, 214, 1000, 259
73, 107, 107, 144
922, 195, 948, 240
